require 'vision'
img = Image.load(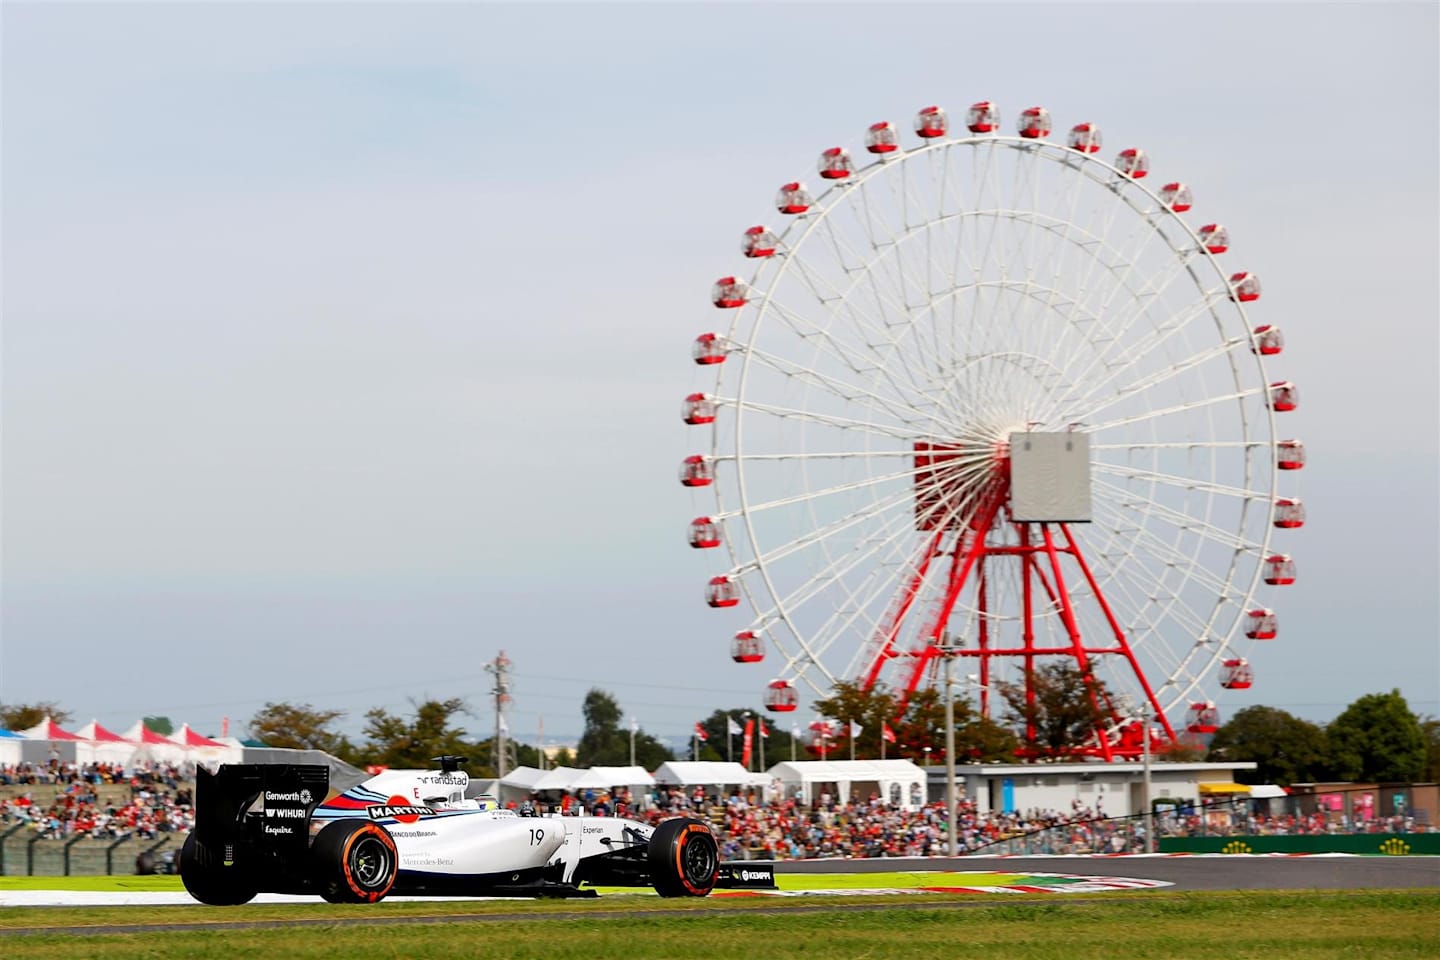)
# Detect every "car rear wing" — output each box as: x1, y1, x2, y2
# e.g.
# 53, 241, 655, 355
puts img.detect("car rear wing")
193, 763, 330, 866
